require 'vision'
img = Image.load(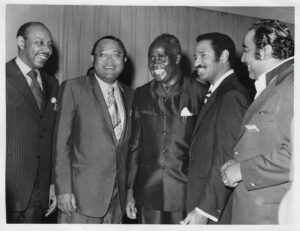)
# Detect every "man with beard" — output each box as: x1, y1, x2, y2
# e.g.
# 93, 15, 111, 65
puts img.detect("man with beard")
221, 19, 294, 224
126, 33, 207, 224
6, 22, 58, 223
